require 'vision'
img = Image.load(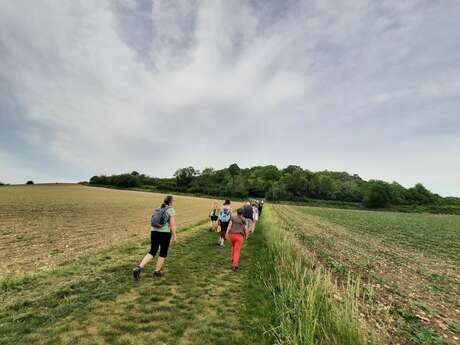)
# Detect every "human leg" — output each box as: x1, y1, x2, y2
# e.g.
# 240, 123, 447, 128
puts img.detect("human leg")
133, 232, 159, 280
154, 232, 172, 275
219, 222, 229, 246
229, 233, 243, 269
